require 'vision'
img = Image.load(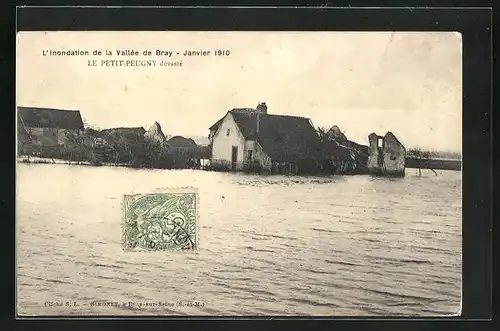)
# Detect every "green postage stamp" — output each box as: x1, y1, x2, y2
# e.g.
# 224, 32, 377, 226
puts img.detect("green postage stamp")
123, 189, 198, 251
